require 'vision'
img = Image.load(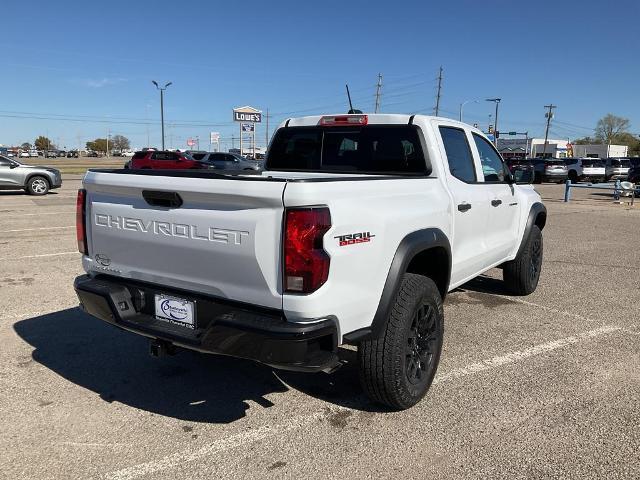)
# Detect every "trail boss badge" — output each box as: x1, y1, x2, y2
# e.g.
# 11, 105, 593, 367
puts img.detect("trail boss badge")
335, 232, 375, 247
